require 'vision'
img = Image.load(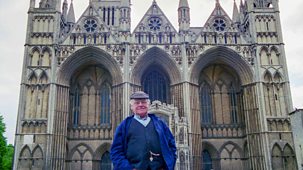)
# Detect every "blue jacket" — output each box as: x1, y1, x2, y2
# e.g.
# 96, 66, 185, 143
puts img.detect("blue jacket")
110, 114, 177, 170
